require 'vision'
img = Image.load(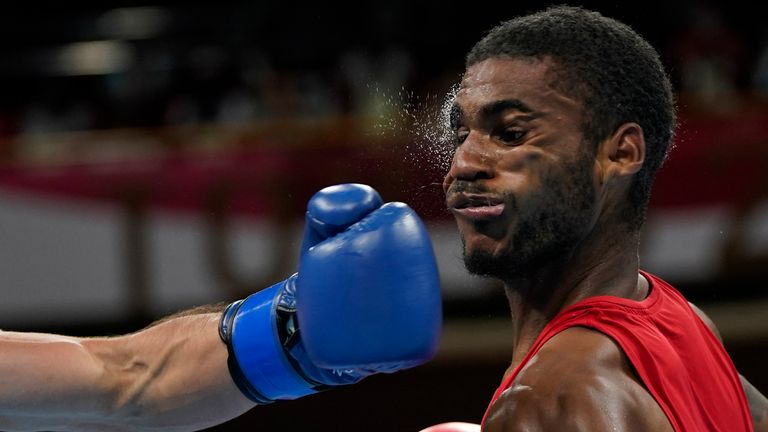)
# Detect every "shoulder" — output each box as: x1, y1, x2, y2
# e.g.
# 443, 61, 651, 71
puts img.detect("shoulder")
687, 301, 723, 341
484, 327, 672, 432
